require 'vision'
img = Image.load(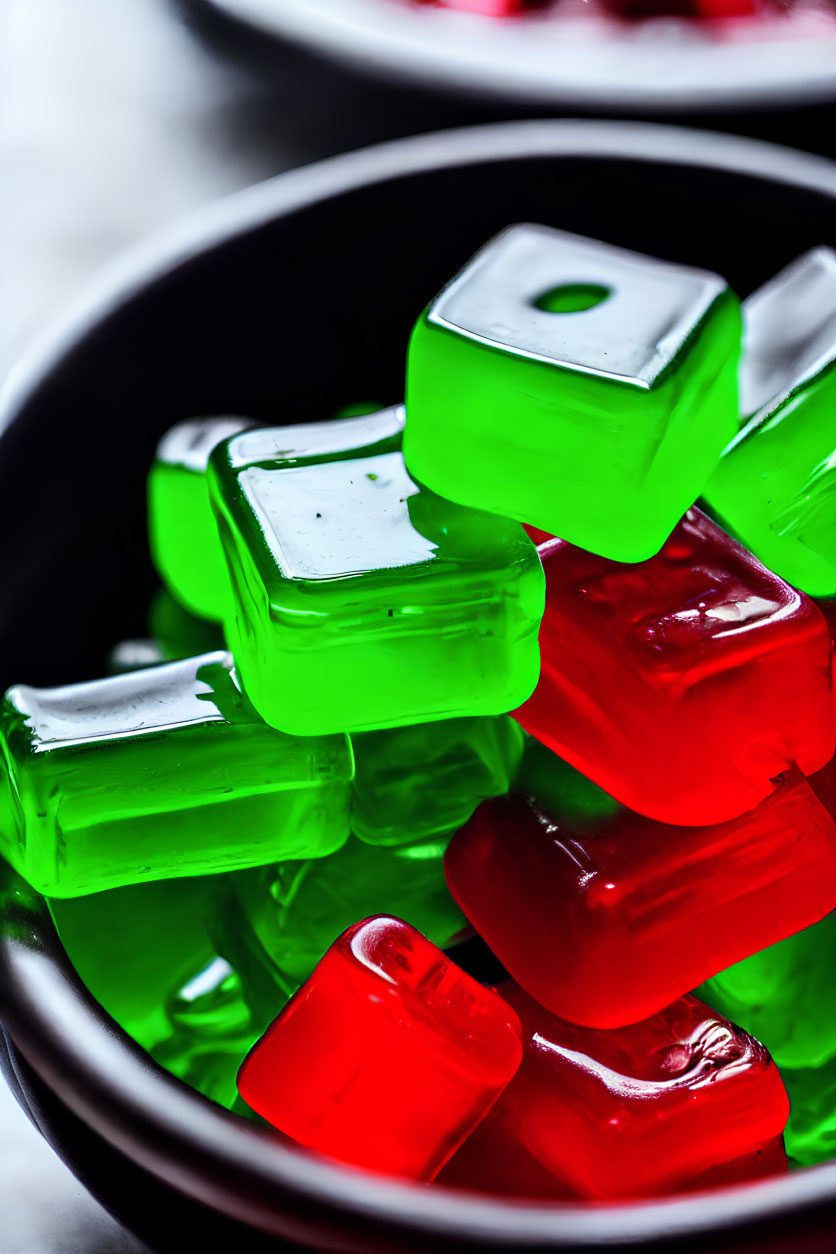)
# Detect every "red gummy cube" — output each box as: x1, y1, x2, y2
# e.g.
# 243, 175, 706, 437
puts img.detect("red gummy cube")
237, 916, 522, 1180
440, 983, 789, 1200
444, 766, 836, 1027
440, 1111, 786, 1200
517, 507, 835, 825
